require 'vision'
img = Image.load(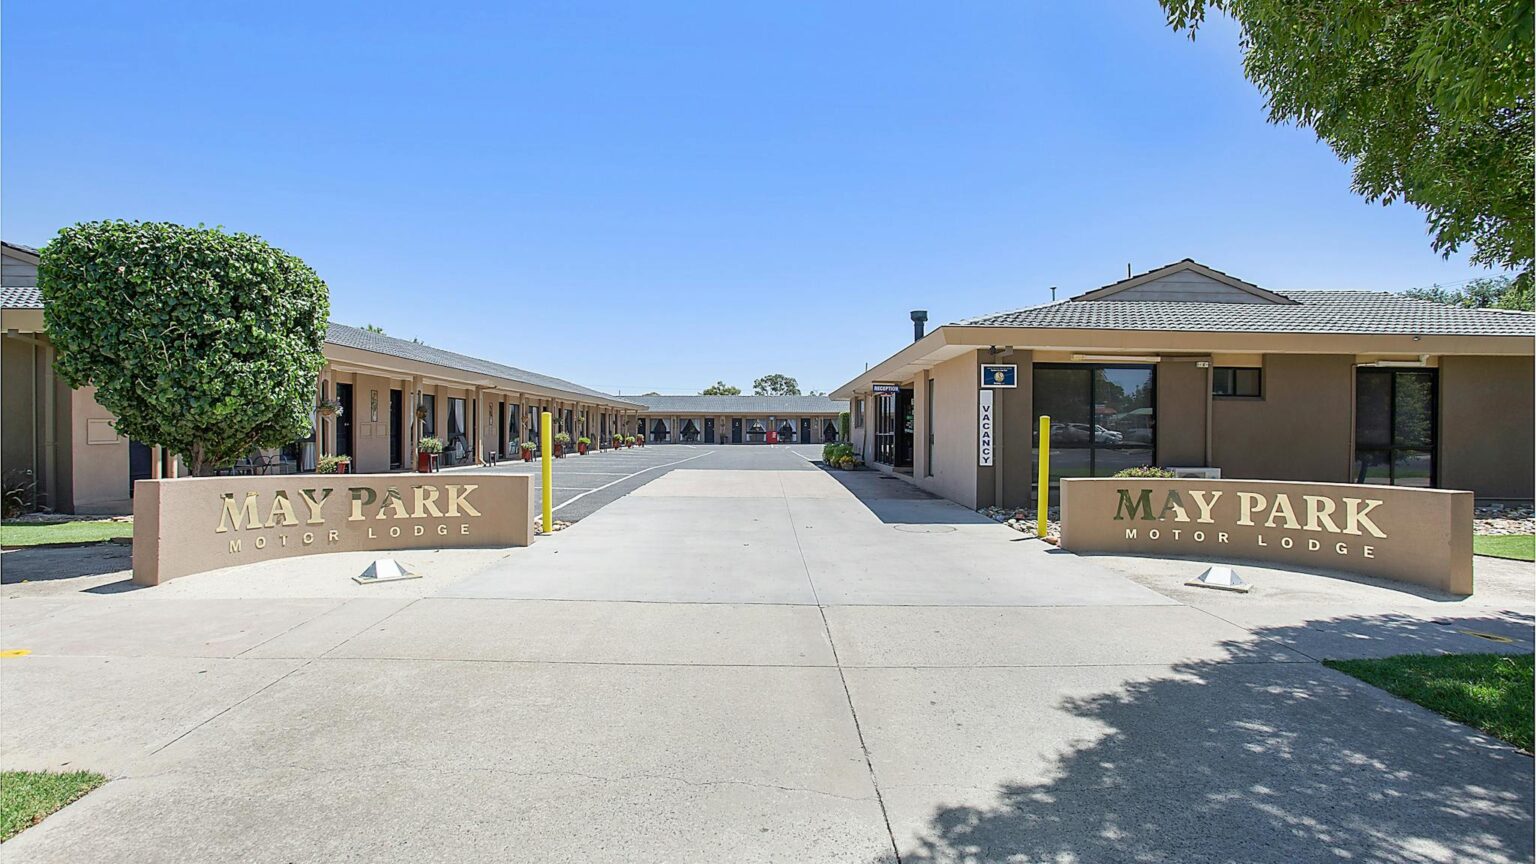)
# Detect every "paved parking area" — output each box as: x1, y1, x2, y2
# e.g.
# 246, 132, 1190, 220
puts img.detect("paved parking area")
1, 448, 1531, 863
451, 442, 824, 521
